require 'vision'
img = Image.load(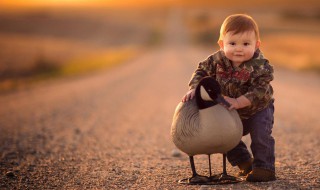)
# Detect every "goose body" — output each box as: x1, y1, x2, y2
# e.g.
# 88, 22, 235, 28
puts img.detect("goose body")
170, 77, 243, 184
171, 98, 243, 156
